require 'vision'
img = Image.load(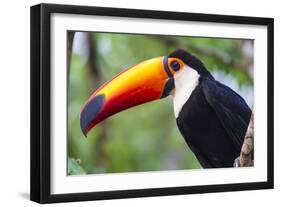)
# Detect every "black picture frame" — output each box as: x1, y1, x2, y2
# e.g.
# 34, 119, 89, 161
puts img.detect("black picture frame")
30, 3, 274, 203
